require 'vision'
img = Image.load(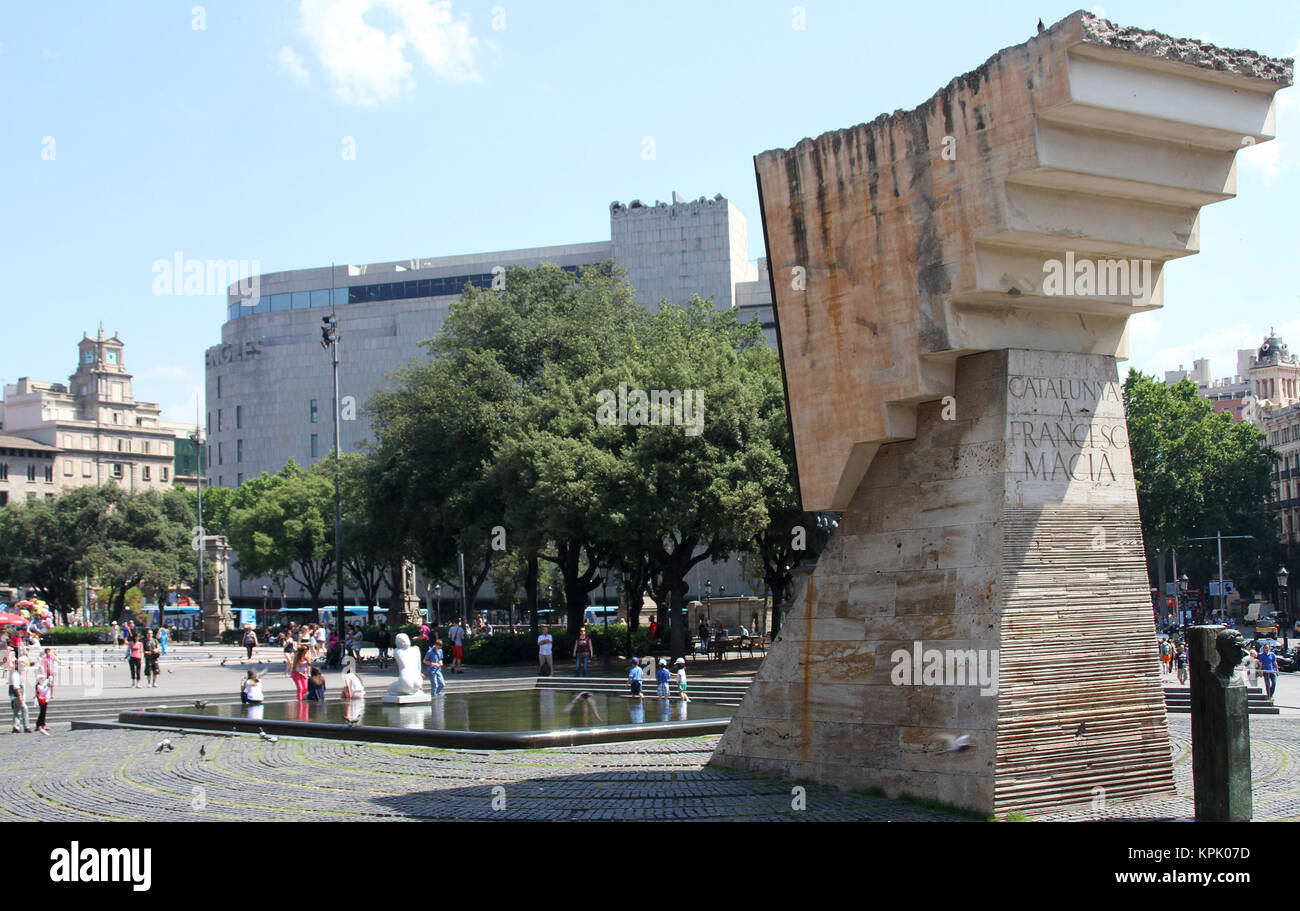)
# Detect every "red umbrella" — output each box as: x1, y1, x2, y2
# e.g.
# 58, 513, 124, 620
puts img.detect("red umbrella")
0, 613, 29, 626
